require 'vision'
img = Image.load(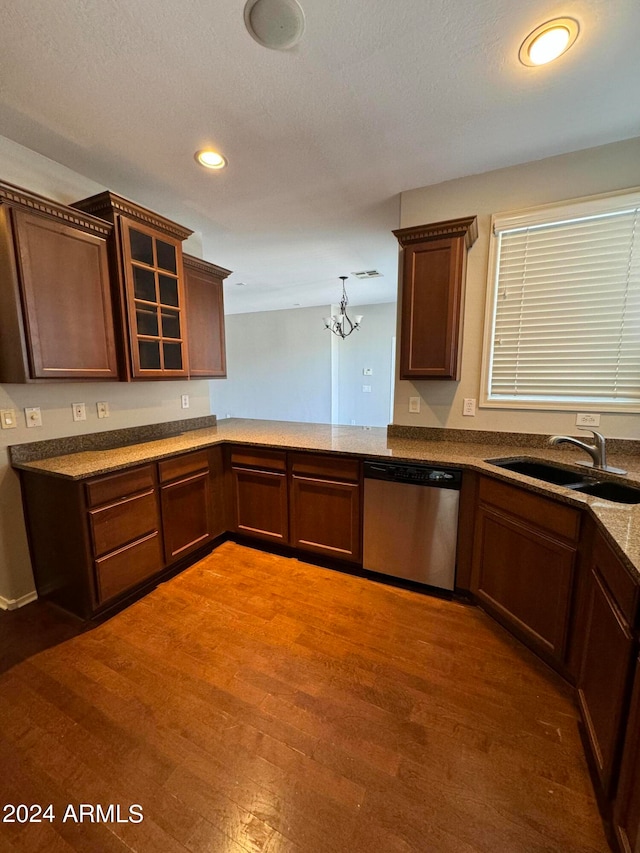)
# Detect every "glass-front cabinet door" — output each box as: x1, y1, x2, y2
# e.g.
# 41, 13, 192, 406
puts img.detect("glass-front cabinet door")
120, 218, 189, 378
